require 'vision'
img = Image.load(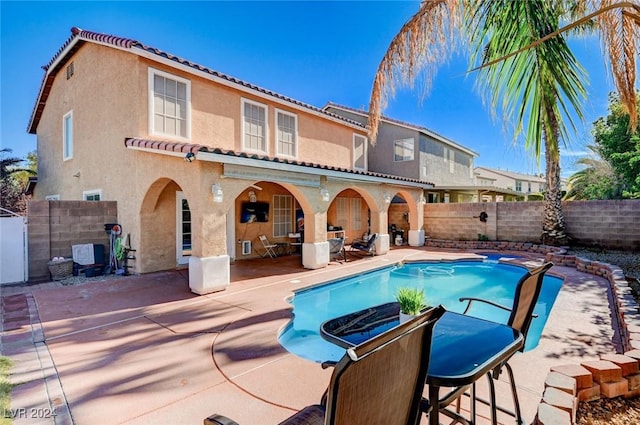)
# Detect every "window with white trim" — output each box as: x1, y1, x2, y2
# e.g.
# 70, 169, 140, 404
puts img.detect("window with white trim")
393, 138, 414, 162
149, 68, 190, 139
273, 194, 293, 237
353, 134, 367, 171
276, 109, 297, 158
515, 180, 523, 192
242, 98, 268, 153
63, 111, 73, 160
83, 189, 102, 201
